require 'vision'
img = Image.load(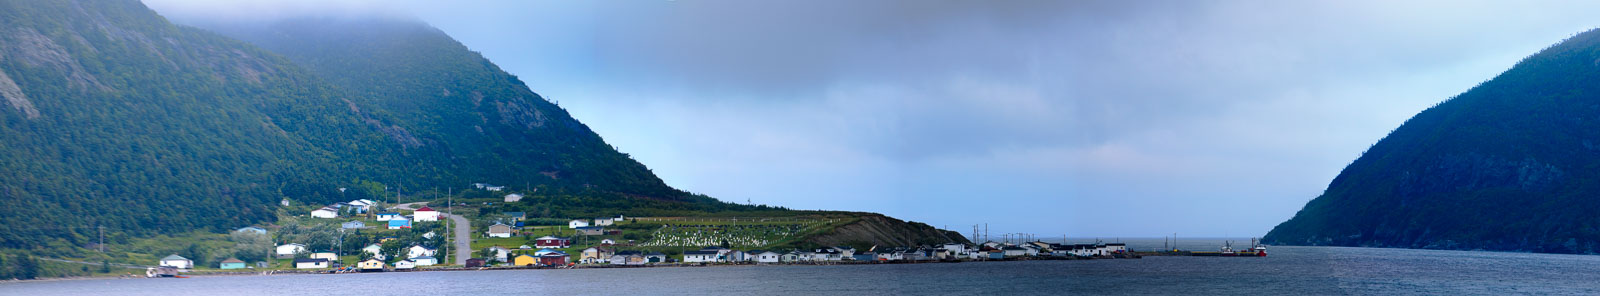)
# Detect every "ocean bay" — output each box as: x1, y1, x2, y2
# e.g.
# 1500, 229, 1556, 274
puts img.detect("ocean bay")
8, 245, 1600, 295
